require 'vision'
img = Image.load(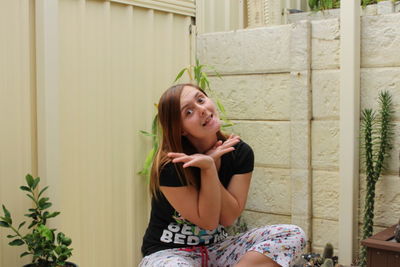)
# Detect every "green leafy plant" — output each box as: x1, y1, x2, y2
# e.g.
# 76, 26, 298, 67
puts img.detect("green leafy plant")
139, 59, 232, 180
360, 91, 394, 267
0, 174, 73, 267
308, 0, 389, 11
174, 59, 232, 128
308, 0, 340, 11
